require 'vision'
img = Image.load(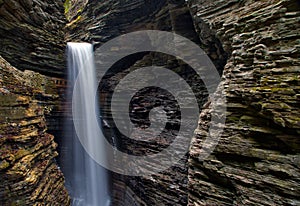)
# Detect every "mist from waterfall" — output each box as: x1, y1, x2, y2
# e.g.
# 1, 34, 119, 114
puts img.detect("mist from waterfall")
62, 42, 110, 206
